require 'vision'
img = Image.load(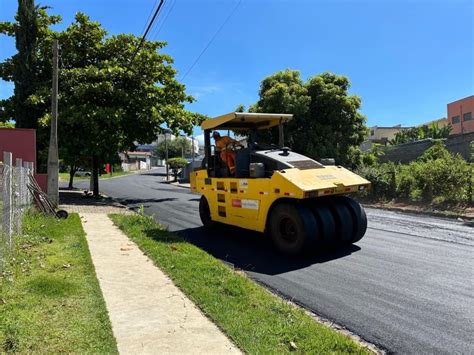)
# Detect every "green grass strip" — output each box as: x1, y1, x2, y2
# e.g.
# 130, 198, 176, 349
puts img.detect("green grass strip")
0, 213, 118, 353
110, 213, 370, 354
58, 171, 132, 182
